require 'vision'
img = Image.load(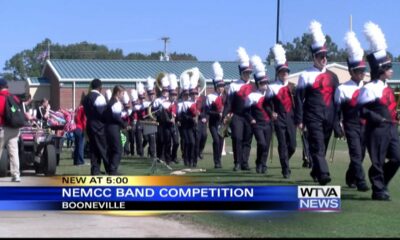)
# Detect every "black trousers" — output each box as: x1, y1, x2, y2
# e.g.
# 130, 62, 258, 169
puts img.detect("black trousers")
135, 123, 144, 157
344, 124, 367, 186
106, 124, 122, 175
87, 127, 109, 175
274, 120, 296, 174
136, 122, 156, 158
196, 121, 208, 158
365, 124, 400, 194
305, 118, 333, 179
230, 115, 253, 167
125, 127, 136, 156
163, 125, 180, 164
209, 121, 223, 165
252, 123, 272, 169
178, 126, 185, 161
182, 126, 196, 167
